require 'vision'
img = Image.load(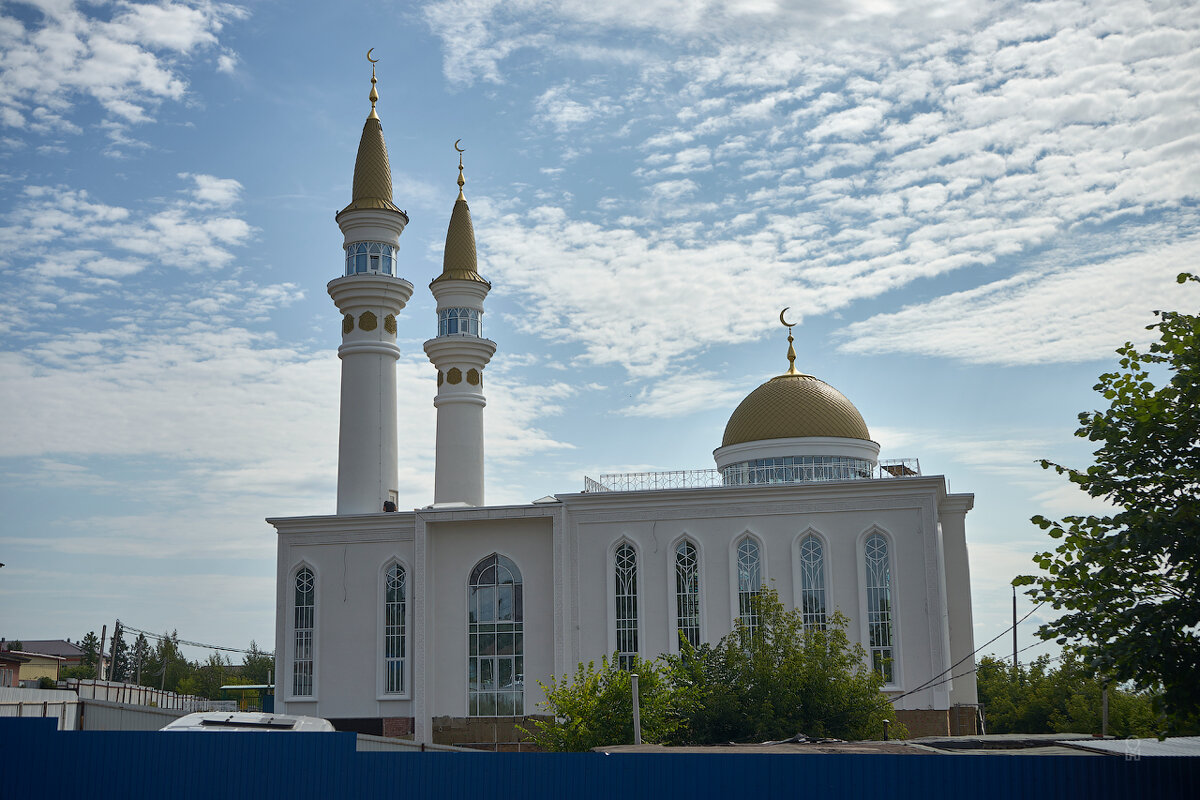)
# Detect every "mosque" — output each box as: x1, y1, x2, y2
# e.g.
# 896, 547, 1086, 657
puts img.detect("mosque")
269, 64, 979, 748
